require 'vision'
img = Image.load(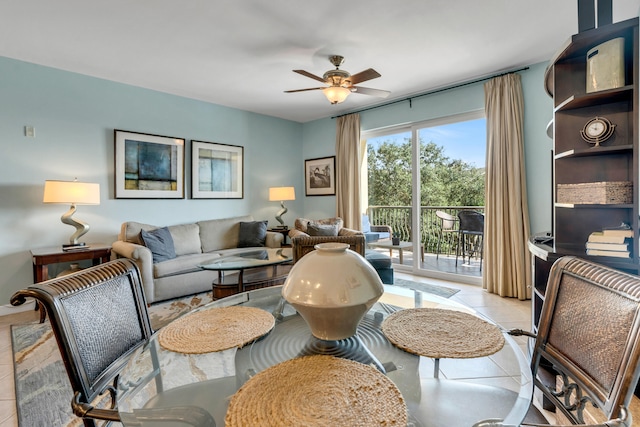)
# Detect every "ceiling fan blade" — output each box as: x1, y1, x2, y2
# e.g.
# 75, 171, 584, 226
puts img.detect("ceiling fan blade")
284, 87, 326, 93
346, 68, 381, 85
351, 86, 390, 98
293, 70, 326, 83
